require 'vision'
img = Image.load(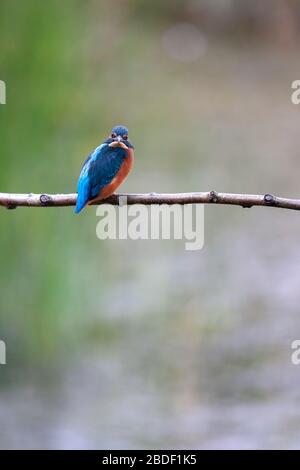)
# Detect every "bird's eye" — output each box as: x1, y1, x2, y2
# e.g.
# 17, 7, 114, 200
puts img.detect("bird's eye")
111, 132, 117, 138
123, 134, 128, 140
